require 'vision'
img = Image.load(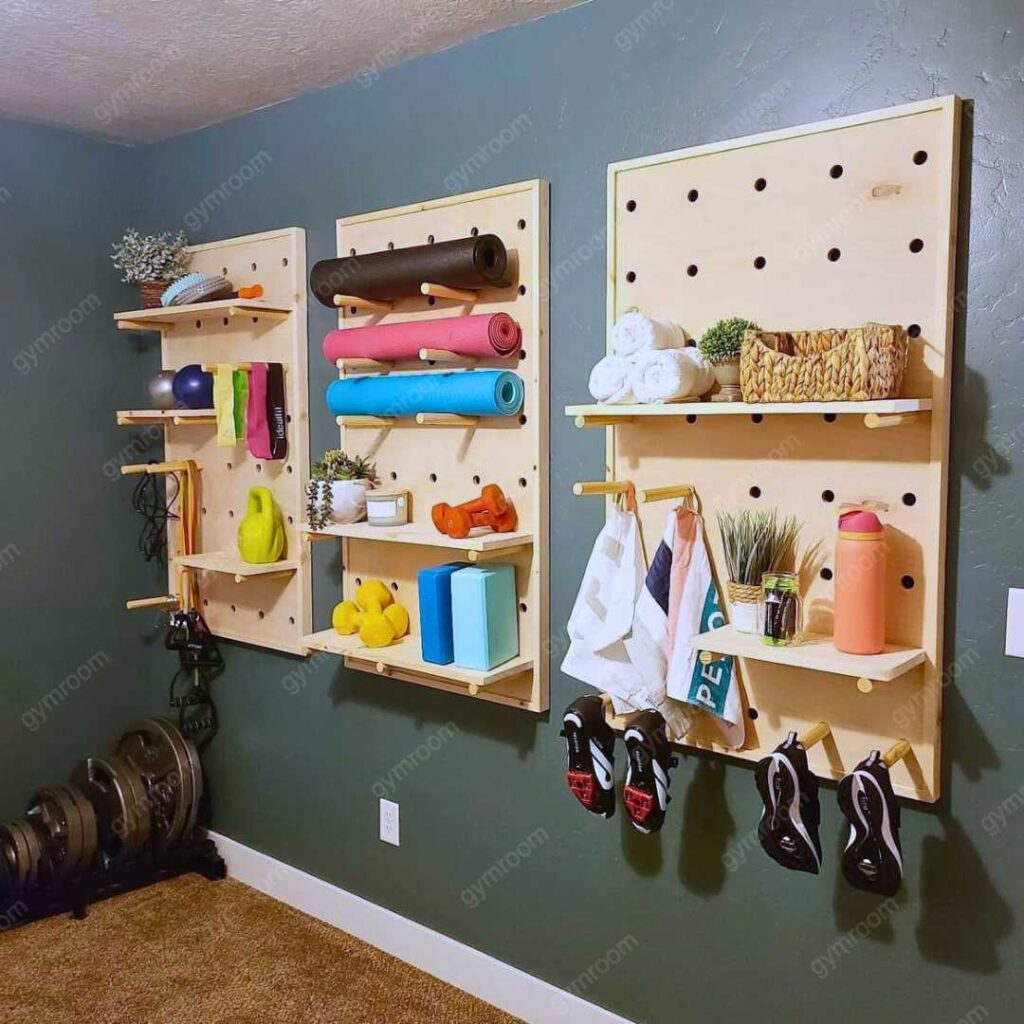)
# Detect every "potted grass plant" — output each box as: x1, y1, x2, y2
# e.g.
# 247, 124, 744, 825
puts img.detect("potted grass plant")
717, 509, 801, 633
699, 317, 759, 402
306, 451, 378, 530
111, 229, 191, 307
